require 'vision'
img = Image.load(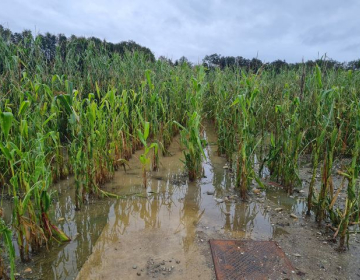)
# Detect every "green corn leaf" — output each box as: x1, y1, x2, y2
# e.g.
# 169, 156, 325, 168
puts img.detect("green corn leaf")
95, 82, 101, 100
0, 143, 11, 160
144, 122, 150, 141
173, 121, 186, 131
18, 100, 30, 116
137, 129, 146, 146
55, 94, 72, 115
0, 219, 15, 280
315, 64, 323, 88
20, 120, 28, 138
1, 111, 14, 140
149, 143, 158, 154
65, 80, 74, 96
145, 69, 154, 90
21, 184, 36, 216
41, 191, 51, 212
140, 154, 147, 165
231, 97, 239, 107
42, 113, 57, 127
50, 224, 71, 242
270, 132, 275, 147
76, 149, 82, 161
